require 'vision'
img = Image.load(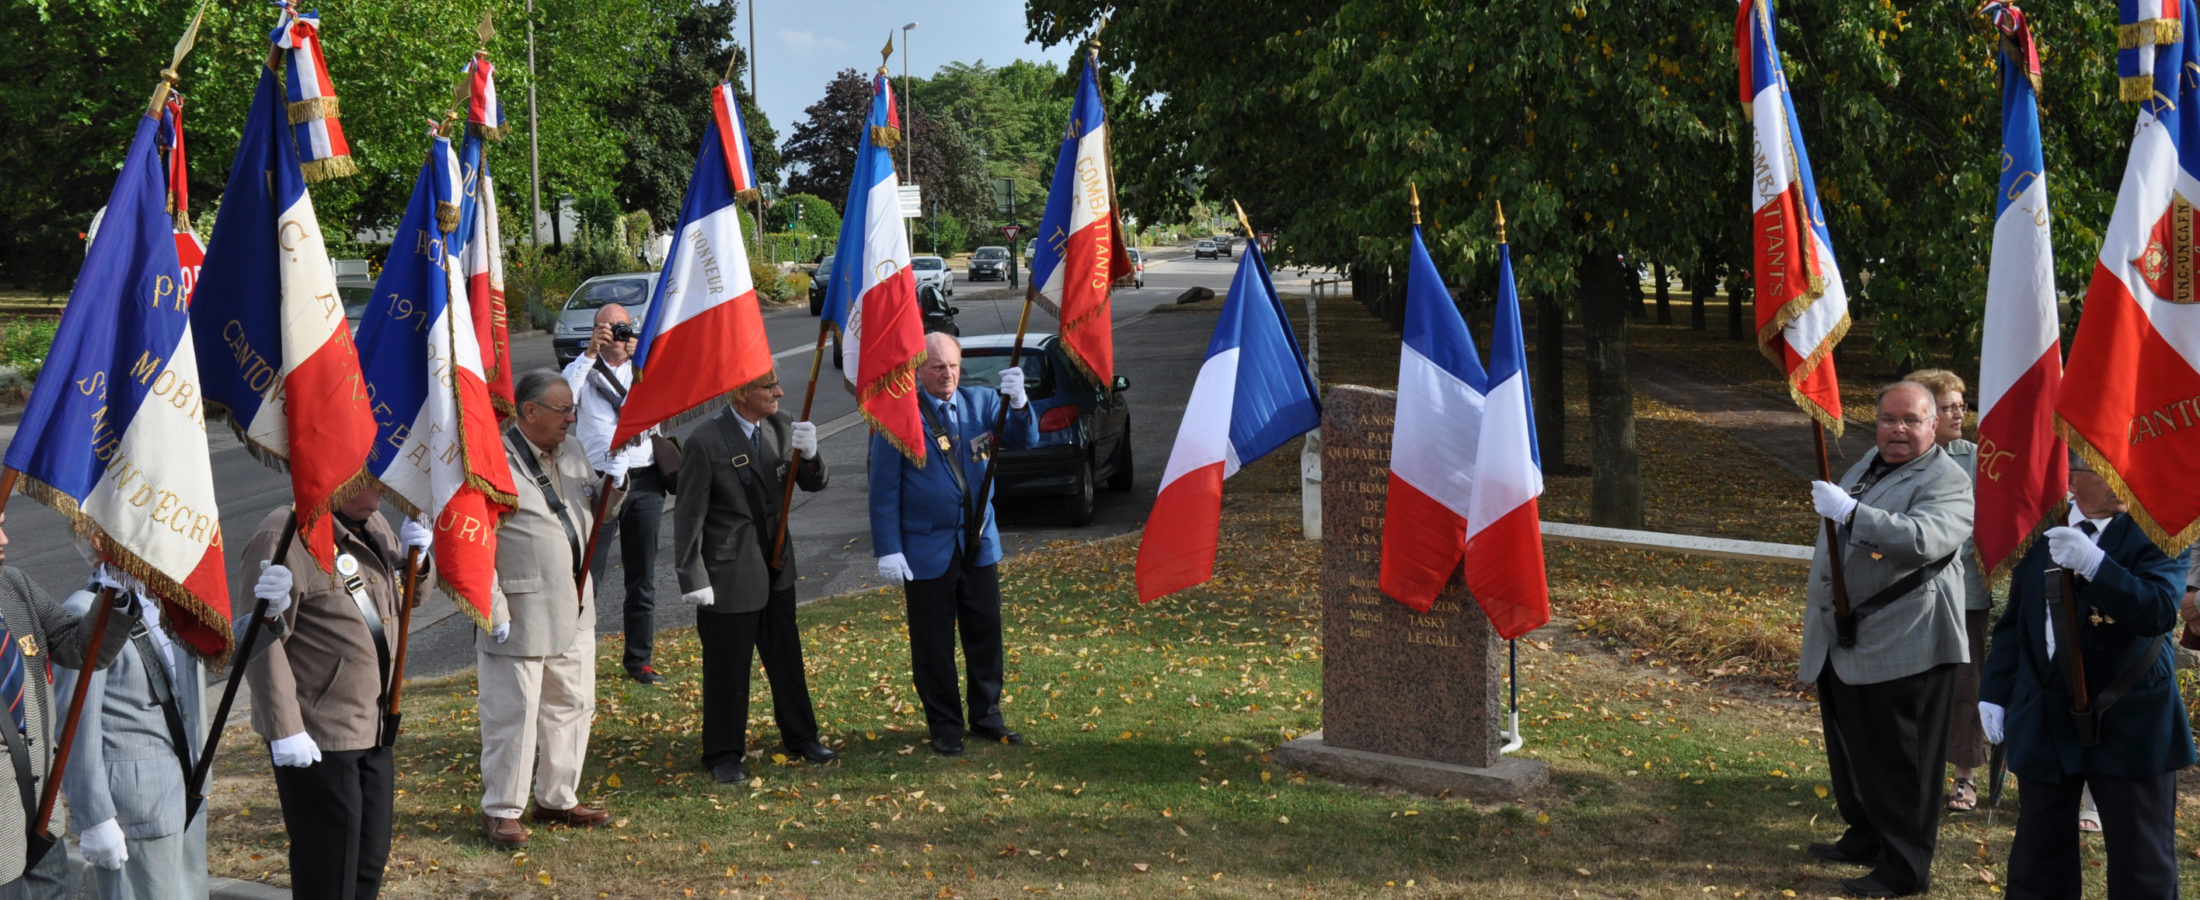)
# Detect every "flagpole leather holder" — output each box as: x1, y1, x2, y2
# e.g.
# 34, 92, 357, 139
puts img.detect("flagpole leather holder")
1813, 423, 1857, 647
